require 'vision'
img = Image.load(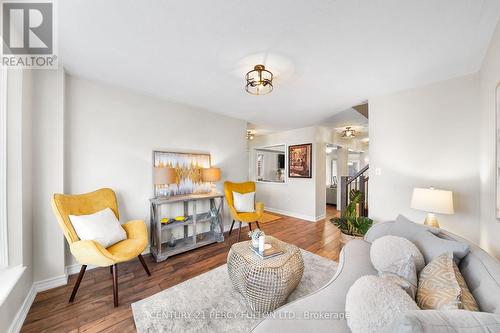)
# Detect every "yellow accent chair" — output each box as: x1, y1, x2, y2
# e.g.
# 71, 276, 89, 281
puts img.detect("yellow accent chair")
224, 181, 264, 242
51, 188, 151, 307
